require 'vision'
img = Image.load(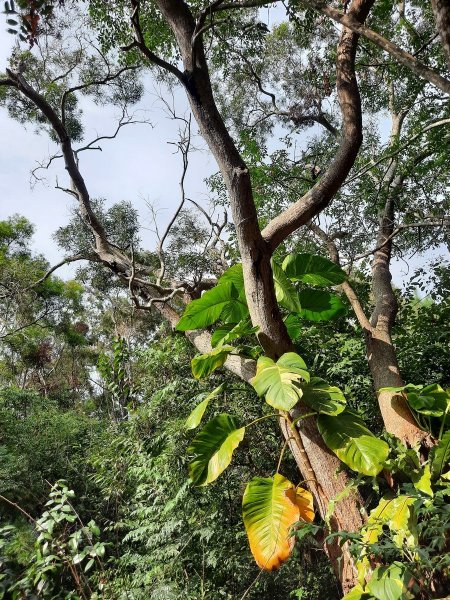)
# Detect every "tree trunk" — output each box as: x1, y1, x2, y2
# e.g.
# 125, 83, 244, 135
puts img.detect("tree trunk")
431, 0, 450, 70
